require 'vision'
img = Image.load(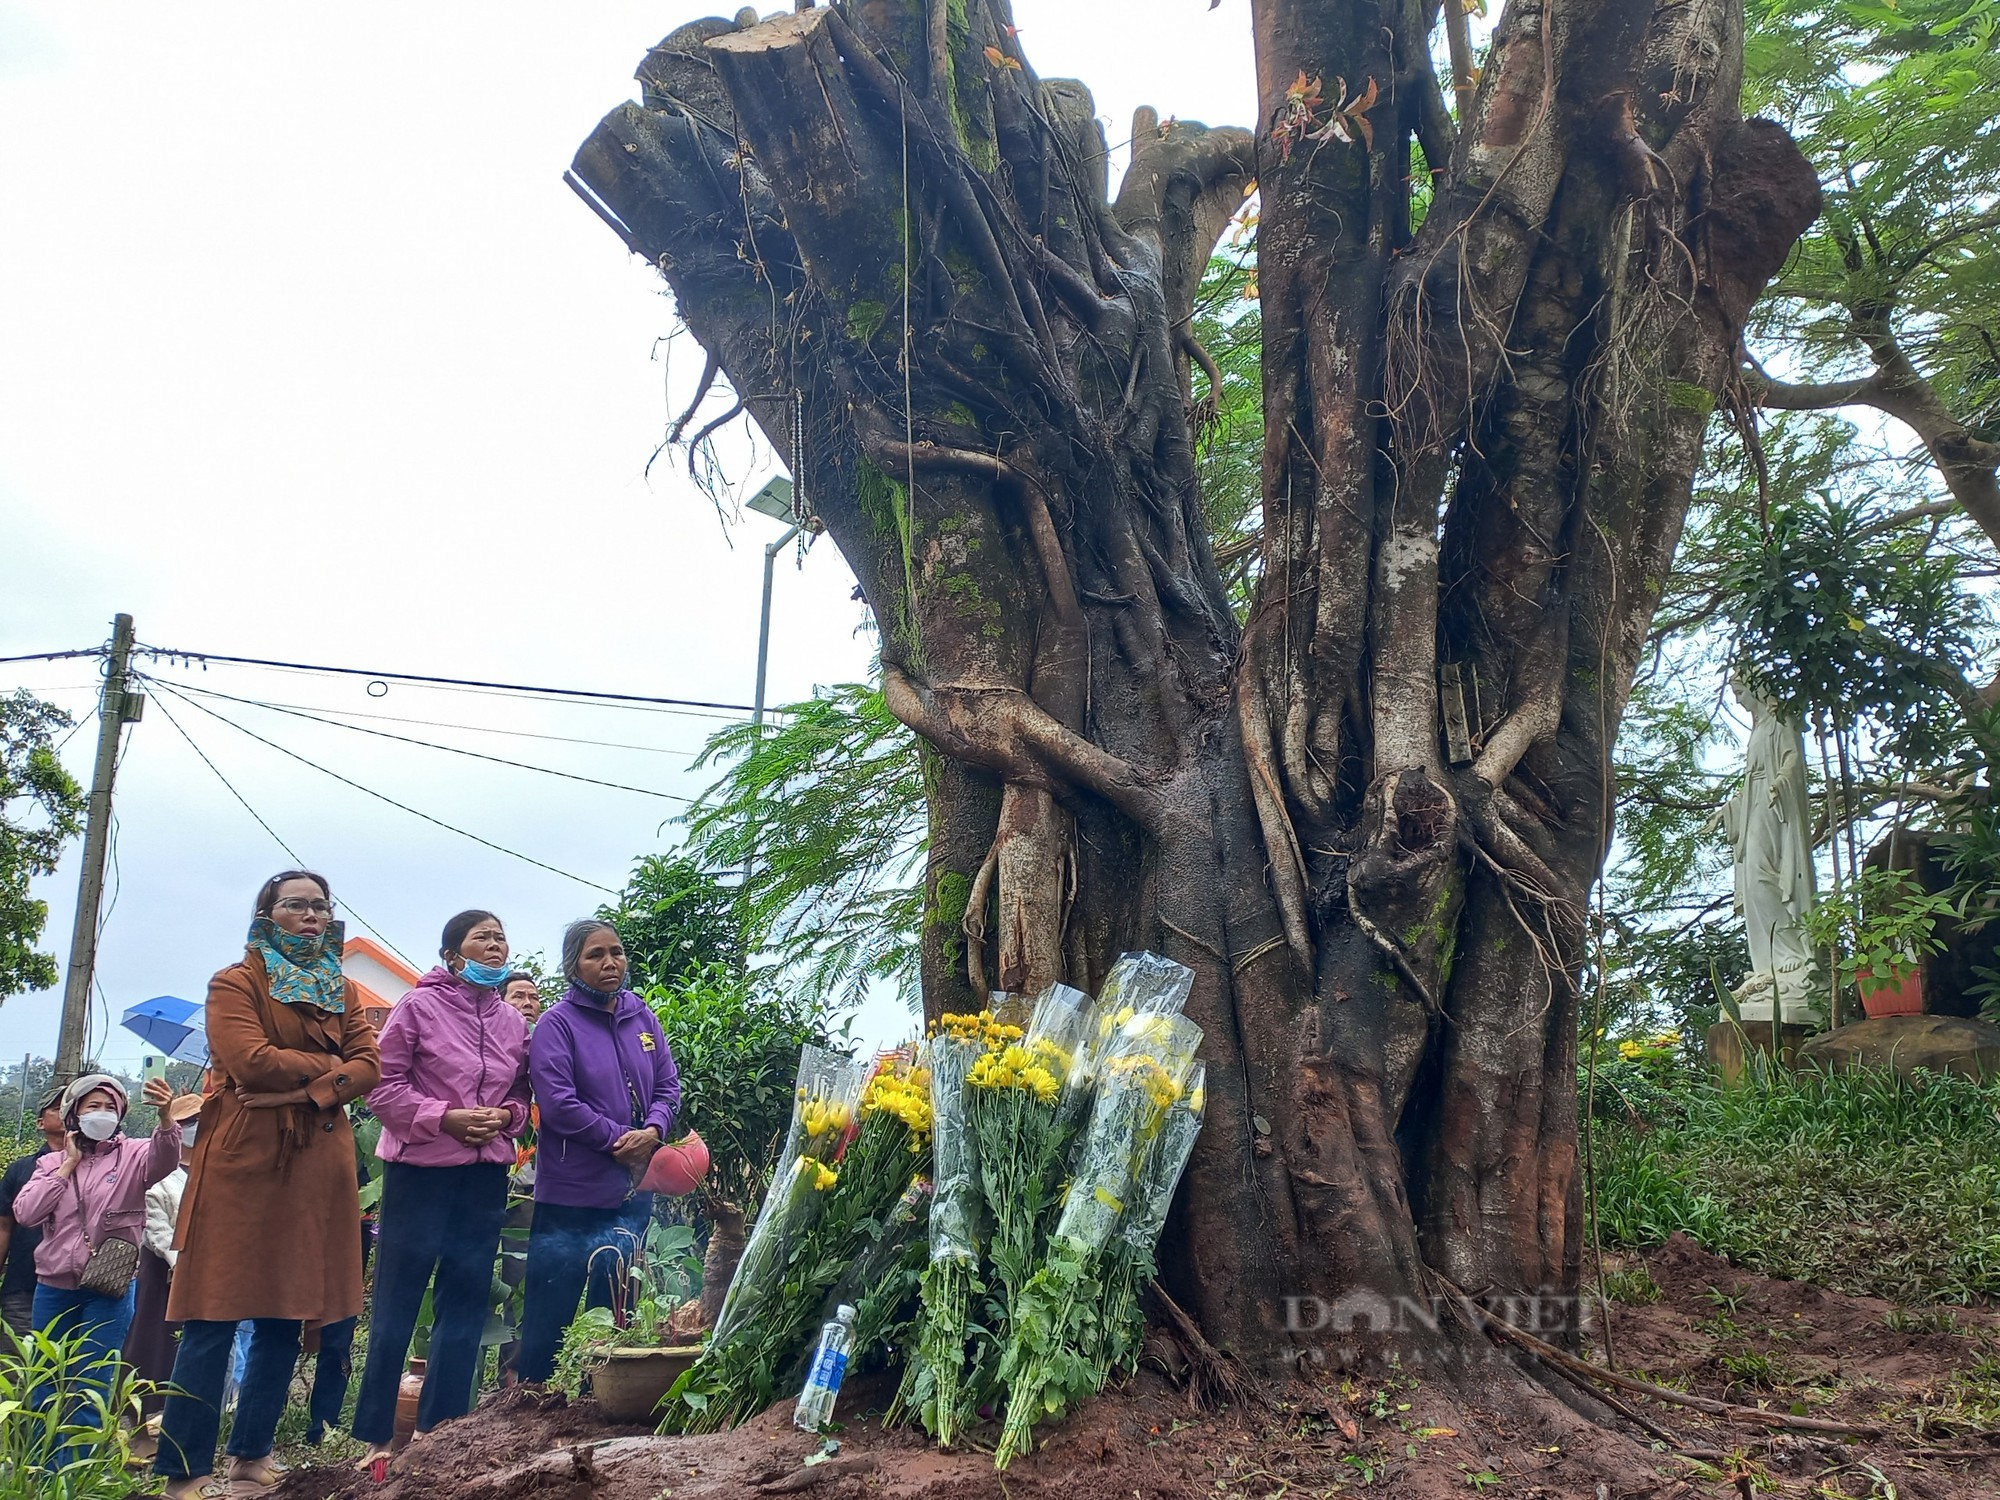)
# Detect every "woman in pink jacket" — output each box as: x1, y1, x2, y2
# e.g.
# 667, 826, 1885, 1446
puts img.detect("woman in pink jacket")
13, 1072, 181, 1464
351, 910, 531, 1470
